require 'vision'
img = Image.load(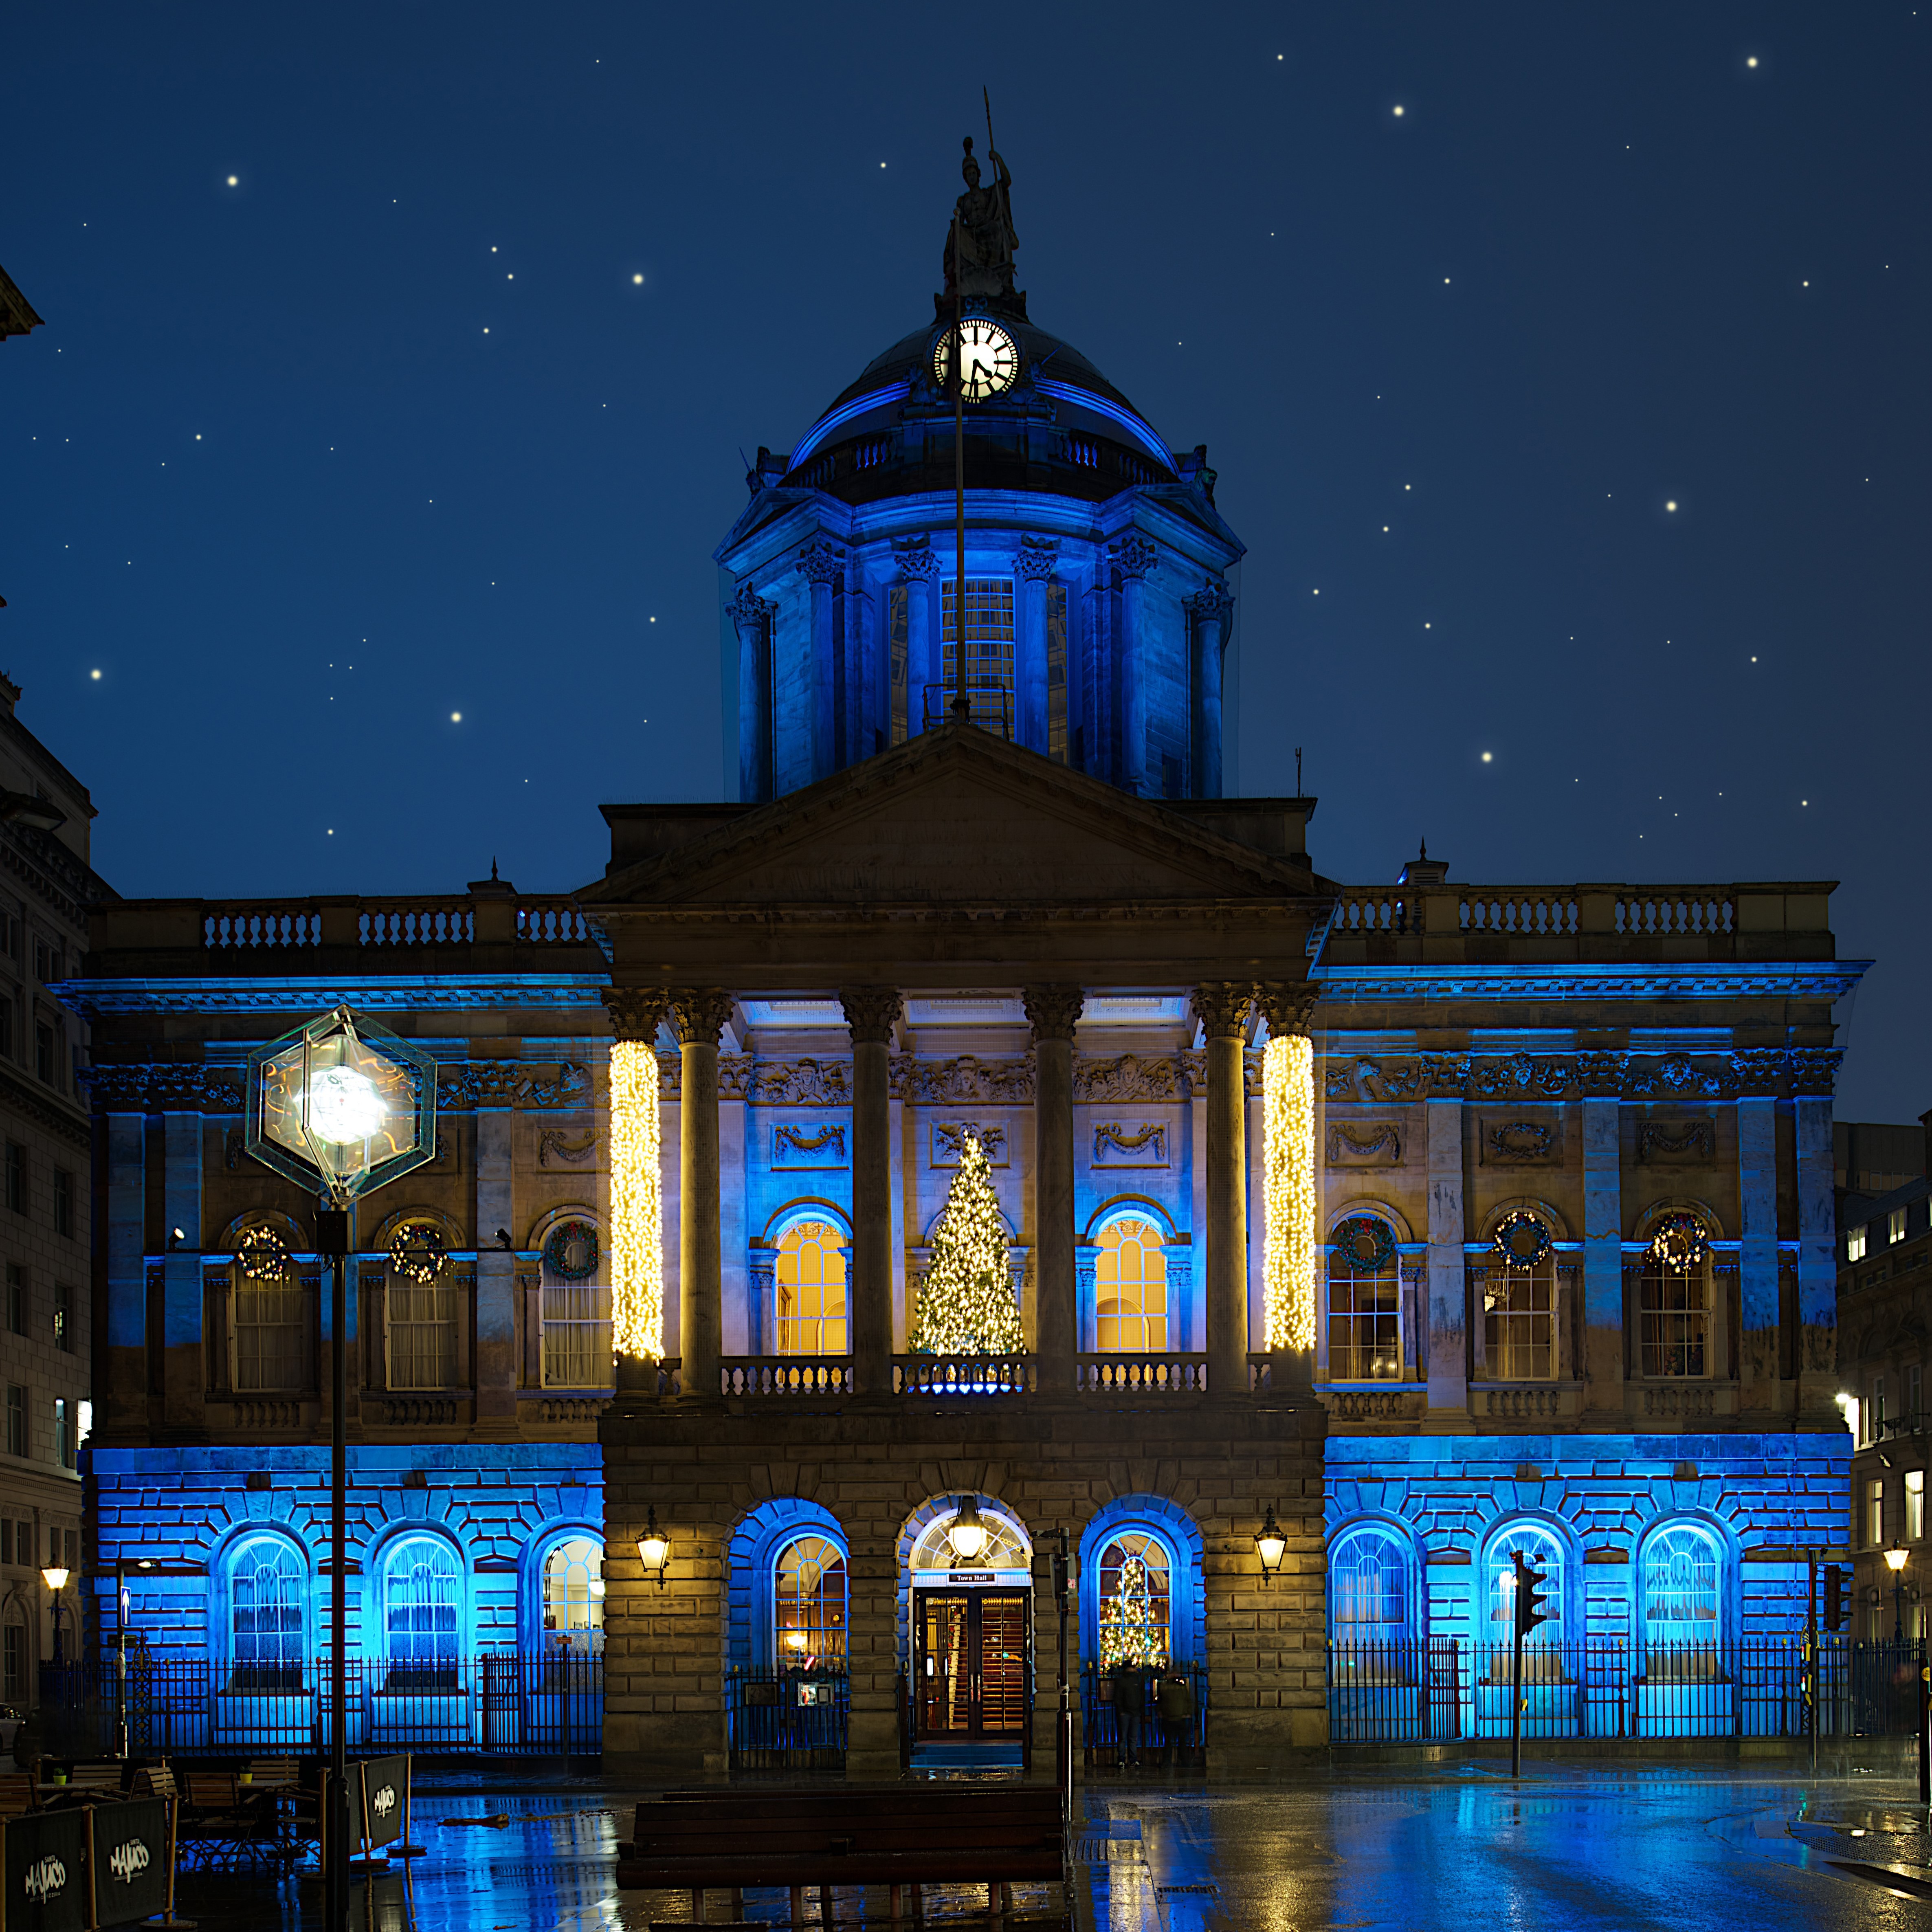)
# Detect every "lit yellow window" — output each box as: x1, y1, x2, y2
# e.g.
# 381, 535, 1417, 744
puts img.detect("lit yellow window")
776, 1220, 848, 1355
1095, 1218, 1168, 1353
